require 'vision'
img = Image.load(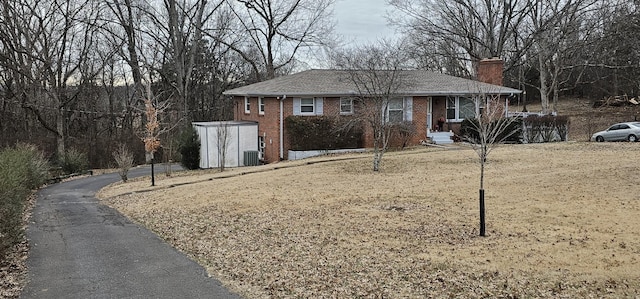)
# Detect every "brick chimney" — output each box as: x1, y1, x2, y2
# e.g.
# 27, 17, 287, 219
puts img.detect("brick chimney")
477, 58, 503, 86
